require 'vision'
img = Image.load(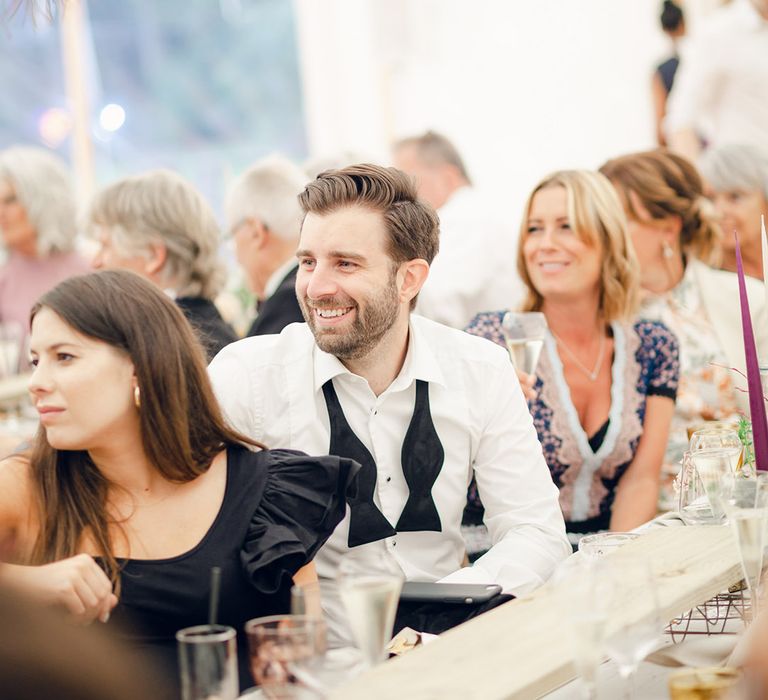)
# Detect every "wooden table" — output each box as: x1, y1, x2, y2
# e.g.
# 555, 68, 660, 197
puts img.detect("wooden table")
329, 526, 743, 700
